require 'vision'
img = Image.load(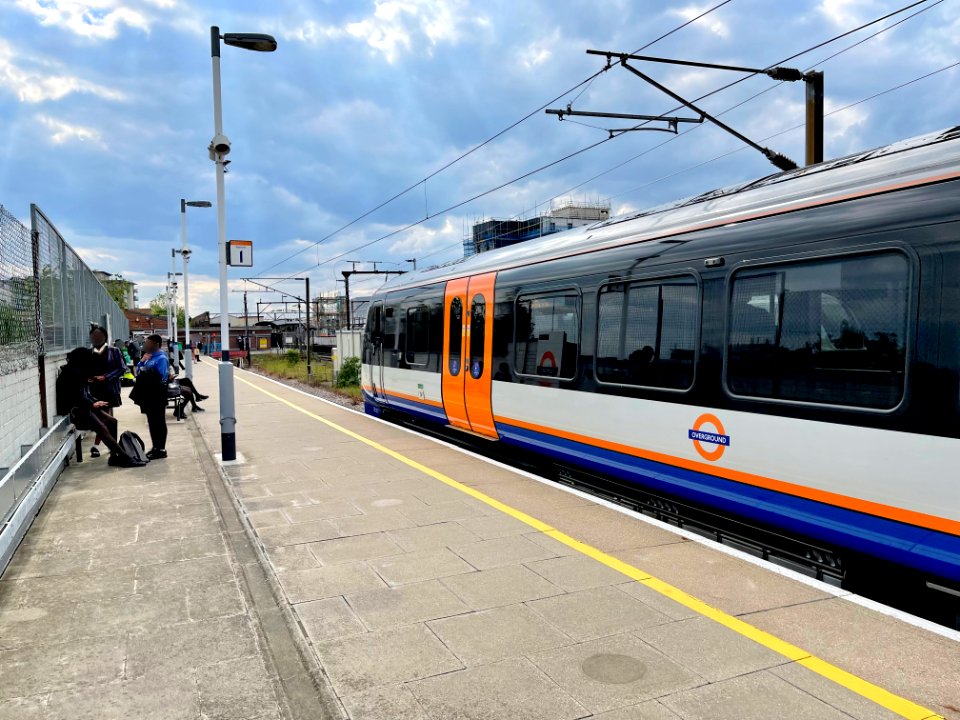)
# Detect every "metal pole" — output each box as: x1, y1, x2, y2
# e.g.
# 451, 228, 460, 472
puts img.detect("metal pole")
167, 261, 175, 366
181, 199, 193, 379
305, 277, 311, 378
211, 25, 236, 461
343, 271, 351, 328
805, 71, 824, 165
243, 290, 250, 366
